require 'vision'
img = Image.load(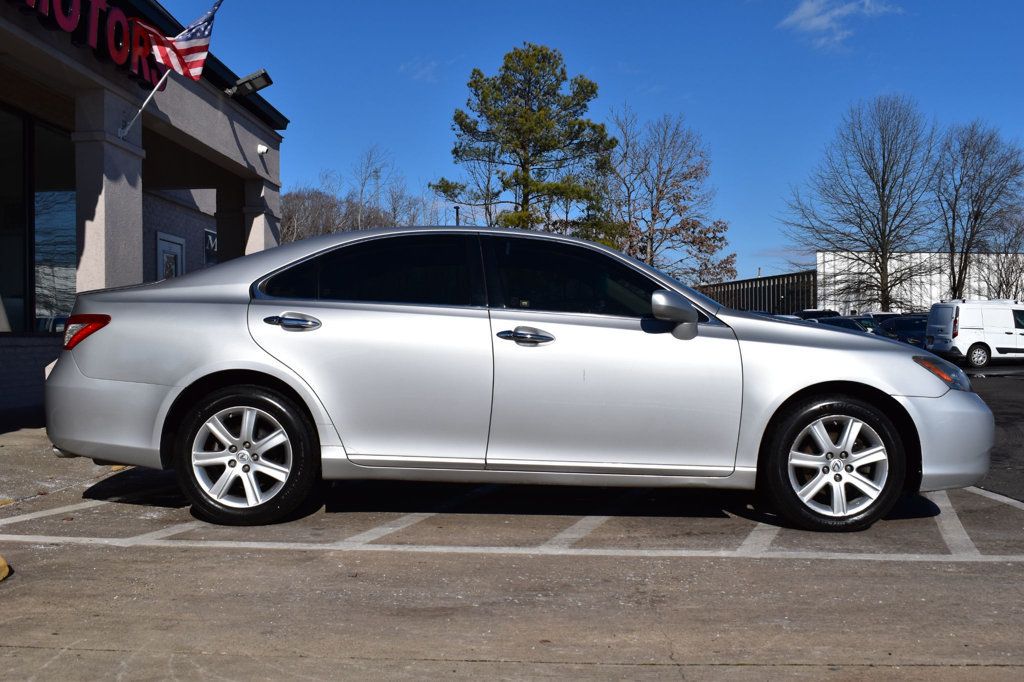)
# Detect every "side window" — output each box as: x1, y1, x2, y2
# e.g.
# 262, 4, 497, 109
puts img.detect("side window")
486, 237, 658, 318
263, 234, 485, 307
1014, 310, 1024, 329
